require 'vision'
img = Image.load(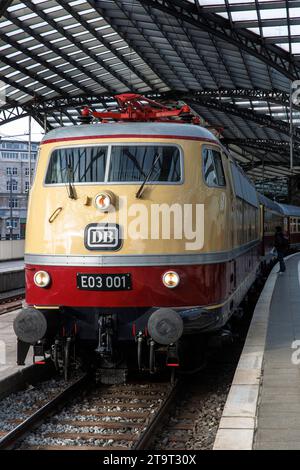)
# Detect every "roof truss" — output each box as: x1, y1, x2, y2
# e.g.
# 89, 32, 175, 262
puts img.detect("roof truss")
0, 0, 300, 190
